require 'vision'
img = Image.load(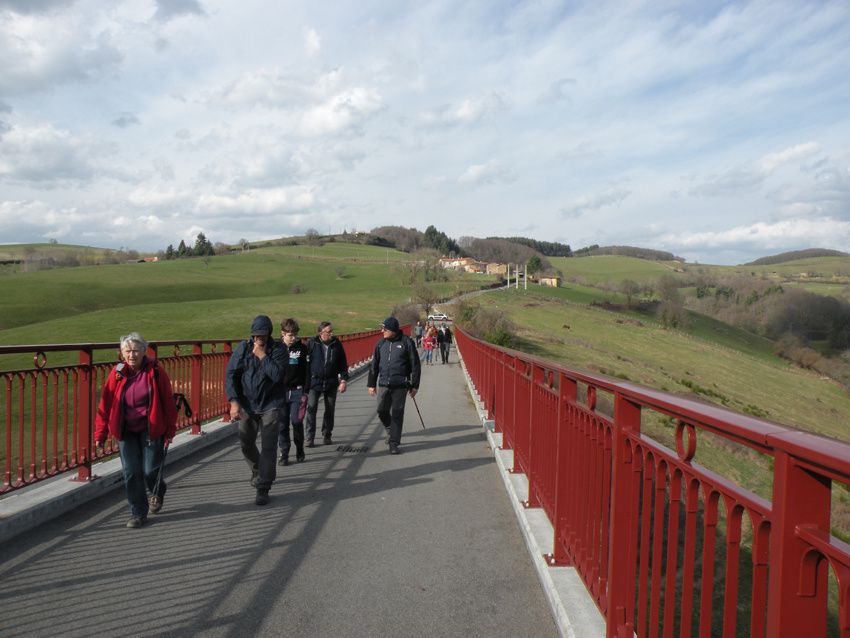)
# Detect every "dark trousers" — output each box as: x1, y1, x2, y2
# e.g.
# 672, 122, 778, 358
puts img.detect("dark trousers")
118, 430, 166, 518
440, 342, 451, 363
278, 388, 305, 457
238, 409, 280, 490
376, 386, 408, 446
305, 386, 338, 438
